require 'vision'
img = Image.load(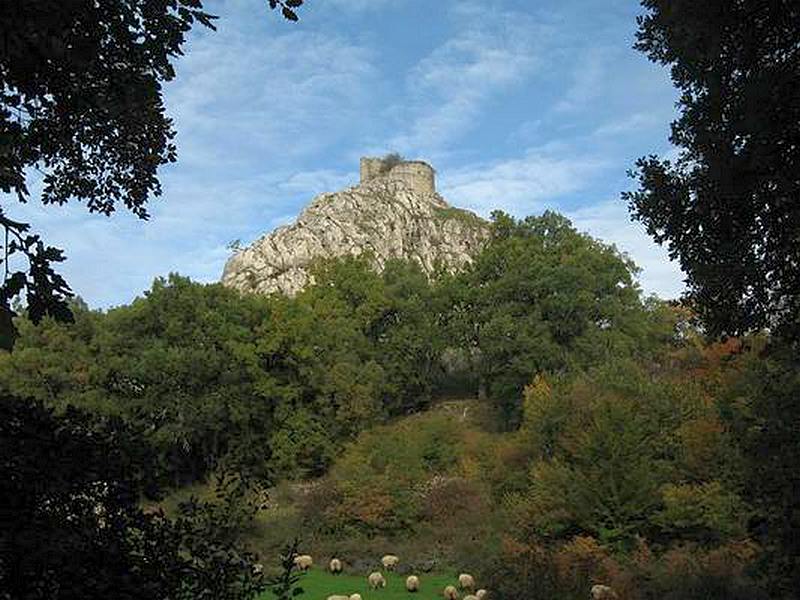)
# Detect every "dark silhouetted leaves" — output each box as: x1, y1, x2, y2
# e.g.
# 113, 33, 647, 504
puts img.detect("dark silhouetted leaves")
268, 0, 305, 22
0, 396, 274, 600
0, 0, 305, 349
624, 0, 800, 340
